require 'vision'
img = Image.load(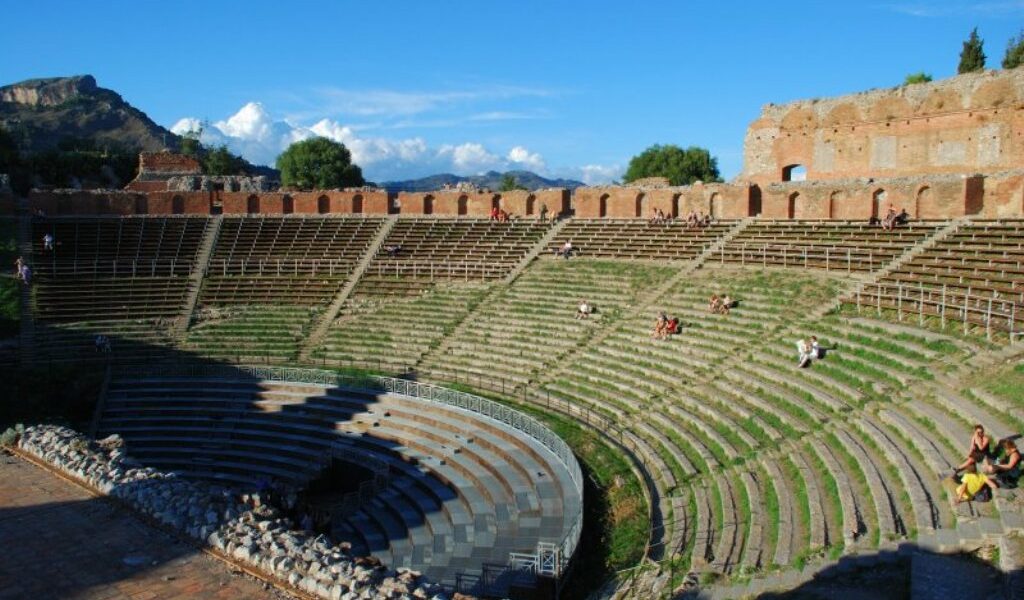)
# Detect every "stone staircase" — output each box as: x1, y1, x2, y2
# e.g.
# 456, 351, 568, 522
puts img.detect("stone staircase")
502, 217, 568, 283
175, 215, 221, 338
299, 216, 397, 361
